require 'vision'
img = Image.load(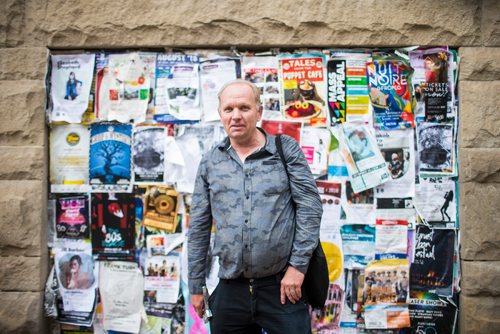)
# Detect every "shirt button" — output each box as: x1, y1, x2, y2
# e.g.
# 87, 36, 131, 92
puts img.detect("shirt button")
245, 219, 248, 223
244, 244, 248, 249
246, 195, 249, 199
